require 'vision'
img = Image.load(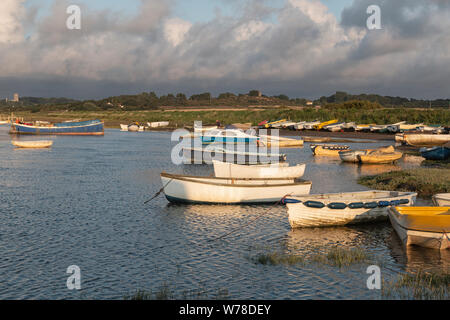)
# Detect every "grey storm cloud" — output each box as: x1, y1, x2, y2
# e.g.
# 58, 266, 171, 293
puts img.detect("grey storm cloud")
0, 0, 449, 99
